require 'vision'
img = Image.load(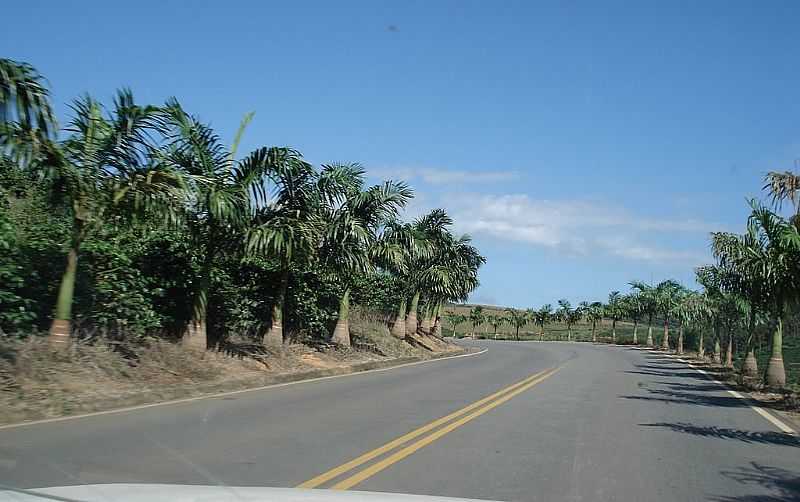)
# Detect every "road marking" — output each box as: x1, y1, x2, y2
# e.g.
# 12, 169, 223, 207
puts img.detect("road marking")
331, 367, 560, 490
657, 352, 797, 435
296, 367, 555, 489
0, 348, 487, 431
